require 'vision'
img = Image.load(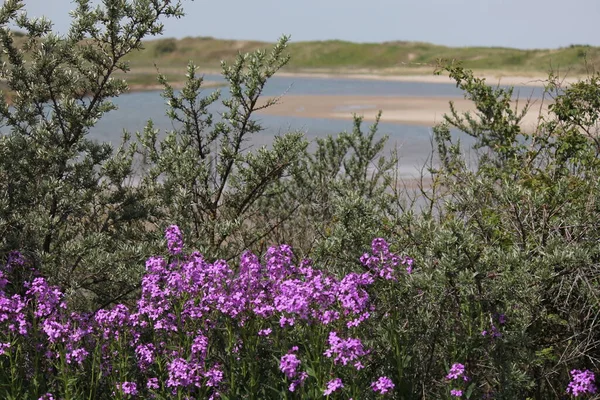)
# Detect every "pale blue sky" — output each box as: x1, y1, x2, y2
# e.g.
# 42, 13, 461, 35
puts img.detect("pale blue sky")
18, 0, 600, 49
